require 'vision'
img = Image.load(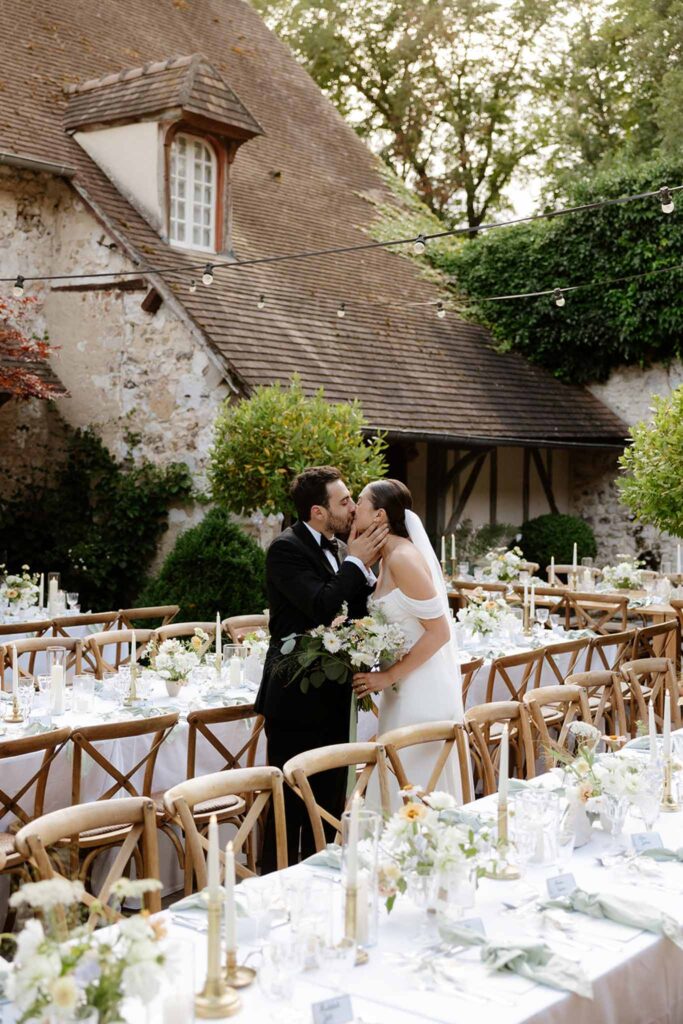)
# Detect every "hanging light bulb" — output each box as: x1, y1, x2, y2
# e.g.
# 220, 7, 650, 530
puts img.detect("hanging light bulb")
337, 302, 346, 319
201, 263, 214, 286
659, 186, 675, 214
257, 294, 266, 309
552, 288, 565, 307
189, 279, 197, 294
436, 301, 446, 319
413, 234, 427, 255
12, 275, 25, 298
